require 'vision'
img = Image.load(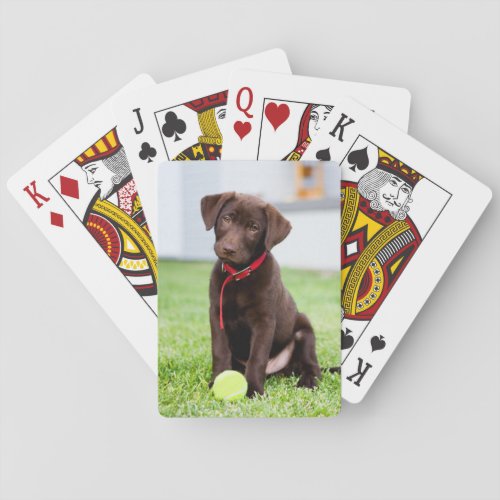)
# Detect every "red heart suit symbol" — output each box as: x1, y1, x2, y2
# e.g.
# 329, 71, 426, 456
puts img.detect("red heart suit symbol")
234, 121, 251, 140
265, 102, 290, 130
